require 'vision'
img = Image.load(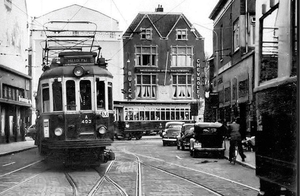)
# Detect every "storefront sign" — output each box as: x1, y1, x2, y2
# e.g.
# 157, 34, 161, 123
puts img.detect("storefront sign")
196, 59, 202, 99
